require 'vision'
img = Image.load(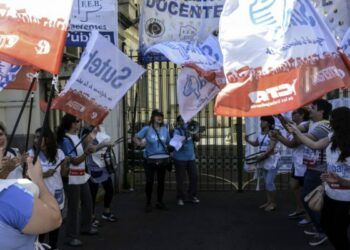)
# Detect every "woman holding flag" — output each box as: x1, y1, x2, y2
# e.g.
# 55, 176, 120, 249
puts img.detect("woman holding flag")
57, 114, 96, 247
28, 127, 69, 249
